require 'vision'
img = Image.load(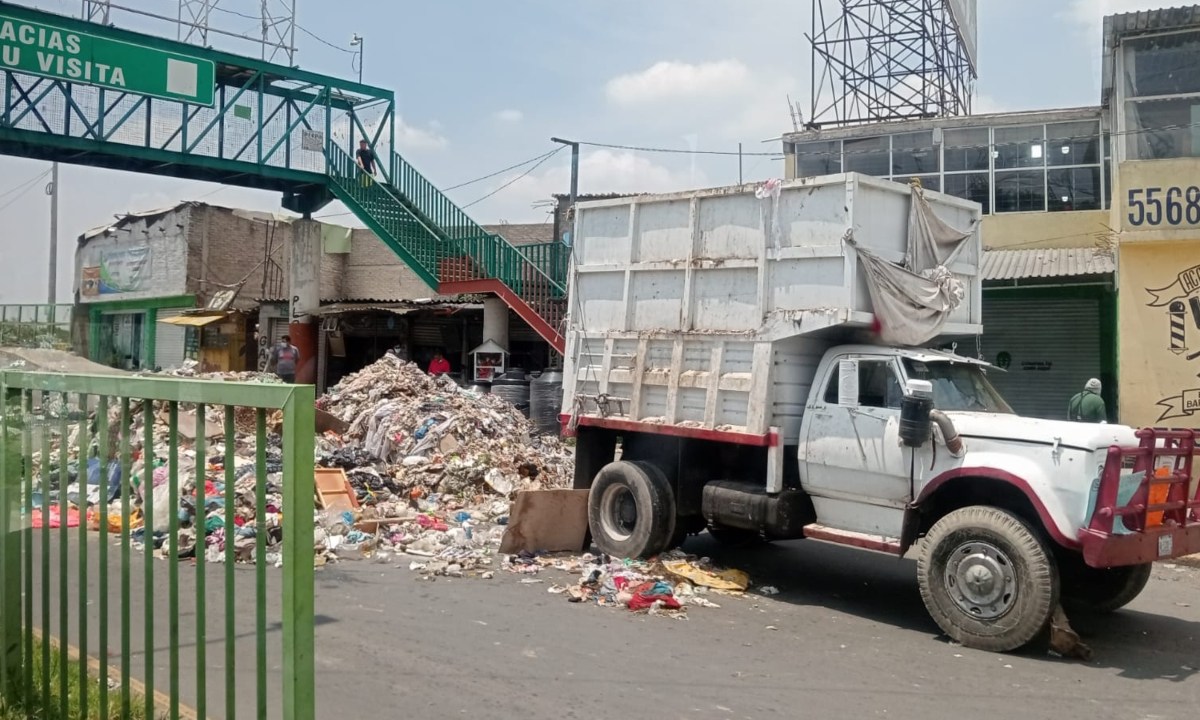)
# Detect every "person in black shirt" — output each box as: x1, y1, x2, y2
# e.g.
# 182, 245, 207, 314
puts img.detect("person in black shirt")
356, 139, 377, 187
